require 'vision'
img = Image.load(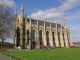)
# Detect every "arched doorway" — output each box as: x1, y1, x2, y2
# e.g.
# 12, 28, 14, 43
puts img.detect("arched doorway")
52, 32, 56, 47
46, 31, 50, 47
63, 33, 66, 47
31, 30, 36, 49
16, 27, 20, 47
39, 30, 43, 49
58, 32, 61, 47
